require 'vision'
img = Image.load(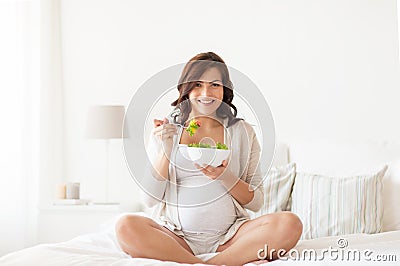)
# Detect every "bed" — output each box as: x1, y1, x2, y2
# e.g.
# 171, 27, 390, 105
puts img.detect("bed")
0, 213, 399, 265
2, 139, 400, 265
